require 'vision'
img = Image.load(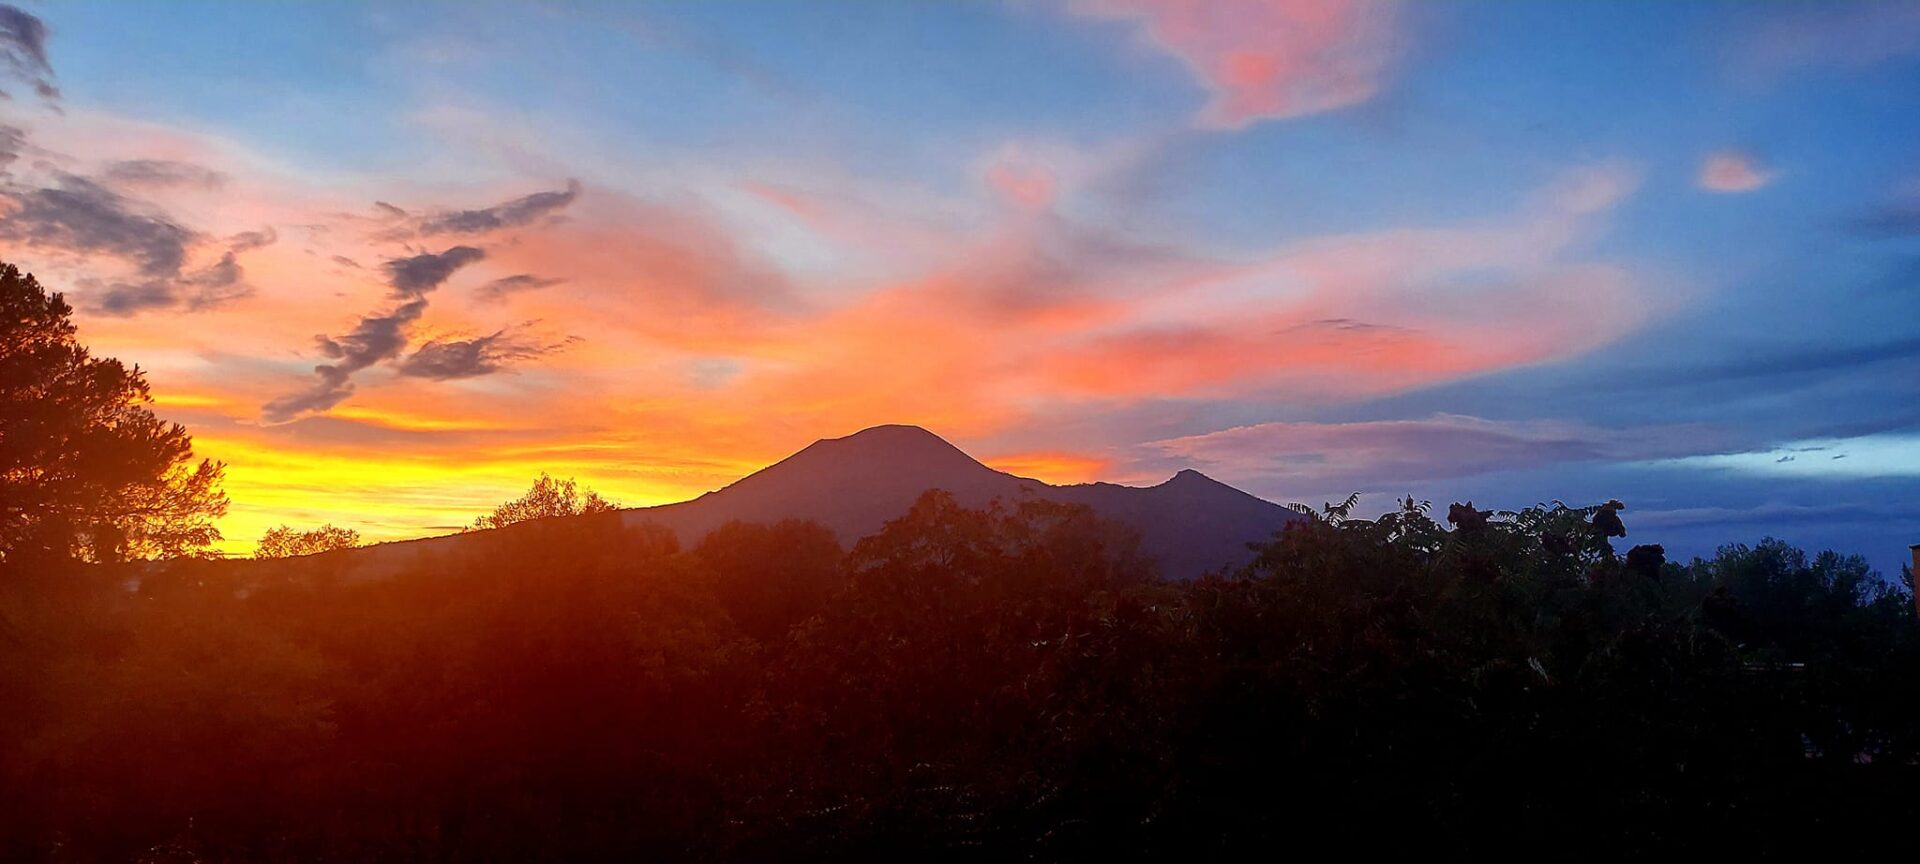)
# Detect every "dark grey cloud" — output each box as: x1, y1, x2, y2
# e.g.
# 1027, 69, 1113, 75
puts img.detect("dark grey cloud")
264, 246, 486, 422
397, 329, 572, 380
476, 273, 565, 301
263, 298, 432, 422
228, 228, 276, 253
410, 180, 581, 236
315, 298, 428, 369
1634, 500, 1920, 532
100, 159, 227, 190
1144, 414, 1730, 490
90, 281, 177, 316
0, 123, 25, 172
1692, 335, 1920, 383
179, 227, 277, 306
1851, 203, 1920, 237
382, 245, 485, 295
0, 172, 194, 279
79, 225, 276, 316
262, 365, 357, 424
1612, 335, 1920, 391
0, 3, 58, 103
